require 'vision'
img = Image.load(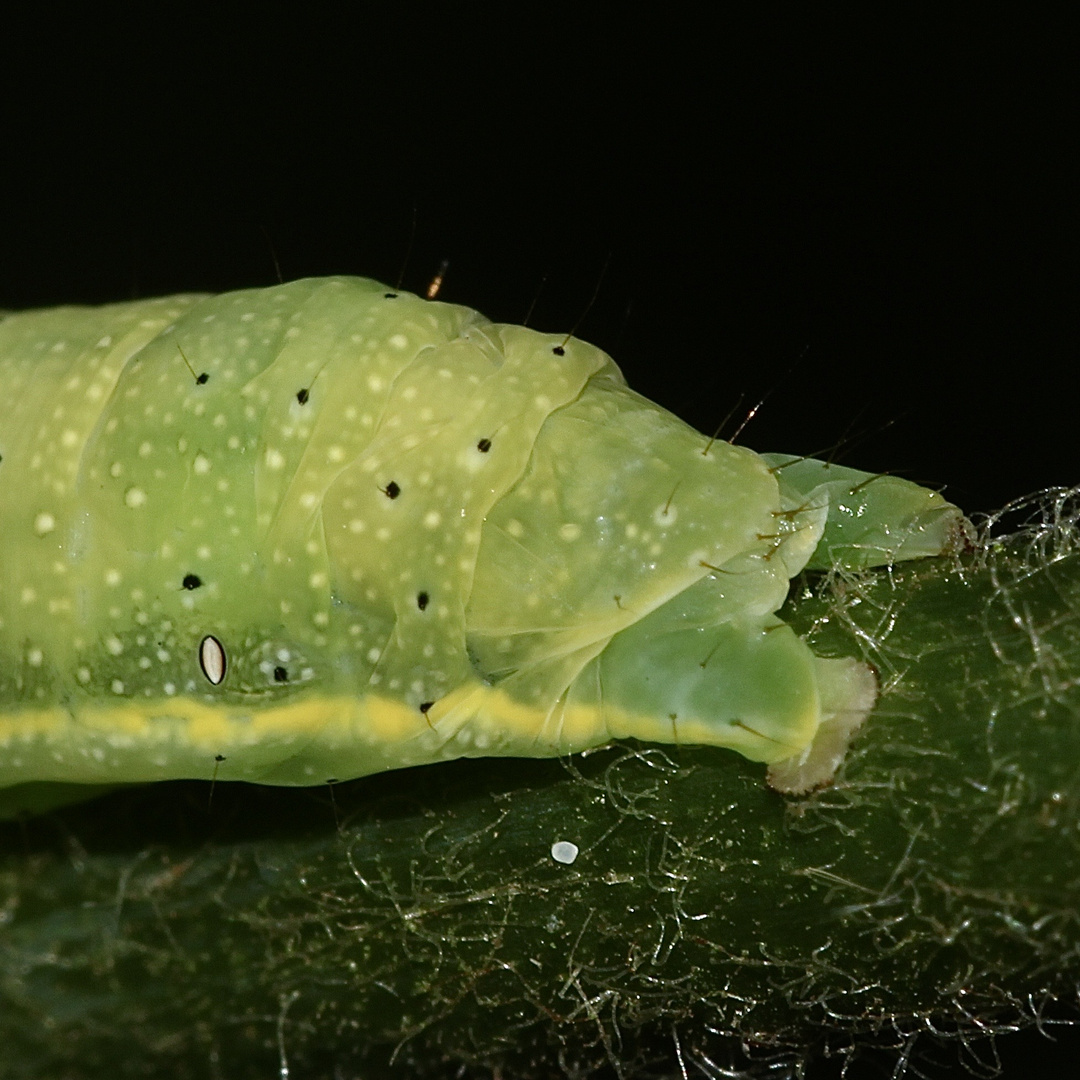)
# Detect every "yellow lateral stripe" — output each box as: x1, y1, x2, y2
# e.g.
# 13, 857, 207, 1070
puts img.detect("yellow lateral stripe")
0, 678, 807, 764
